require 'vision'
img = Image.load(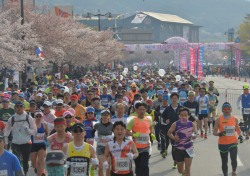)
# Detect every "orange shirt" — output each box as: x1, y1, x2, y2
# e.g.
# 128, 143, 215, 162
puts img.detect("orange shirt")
55, 109, 66, 118
74, 104, 86, 122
